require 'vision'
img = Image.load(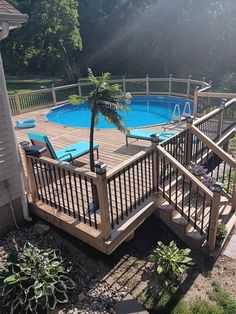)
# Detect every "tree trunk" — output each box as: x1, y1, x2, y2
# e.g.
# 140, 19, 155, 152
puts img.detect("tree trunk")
90, 103, 99, 209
